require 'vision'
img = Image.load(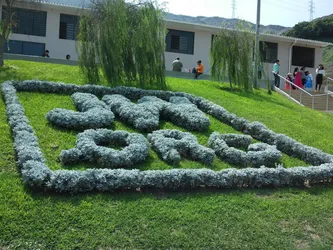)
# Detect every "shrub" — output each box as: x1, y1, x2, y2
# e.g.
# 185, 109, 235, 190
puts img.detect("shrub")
21, 160, 52, 188
102, 95, 162, 131
103, 94, 210, 131
60, 129, 150, 168
3, 80, 333, 193
148, 129, 215, 165
46, 92, 115, 129
208, 132, 282, 168
163, 97, 211, 132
